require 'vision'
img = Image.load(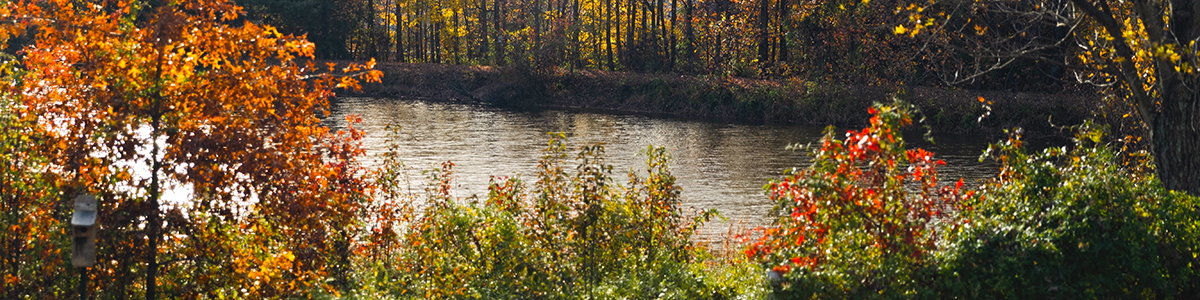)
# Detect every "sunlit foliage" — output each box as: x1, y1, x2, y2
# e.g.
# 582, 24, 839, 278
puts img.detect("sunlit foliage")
898, 0, 1200, 193
747, 101, 972, 297
933, 124, 1200, 298
749, 102, 1200, 298
243, 0, 945, 85
345, 131, 765, 299
0, 0, 381, 298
